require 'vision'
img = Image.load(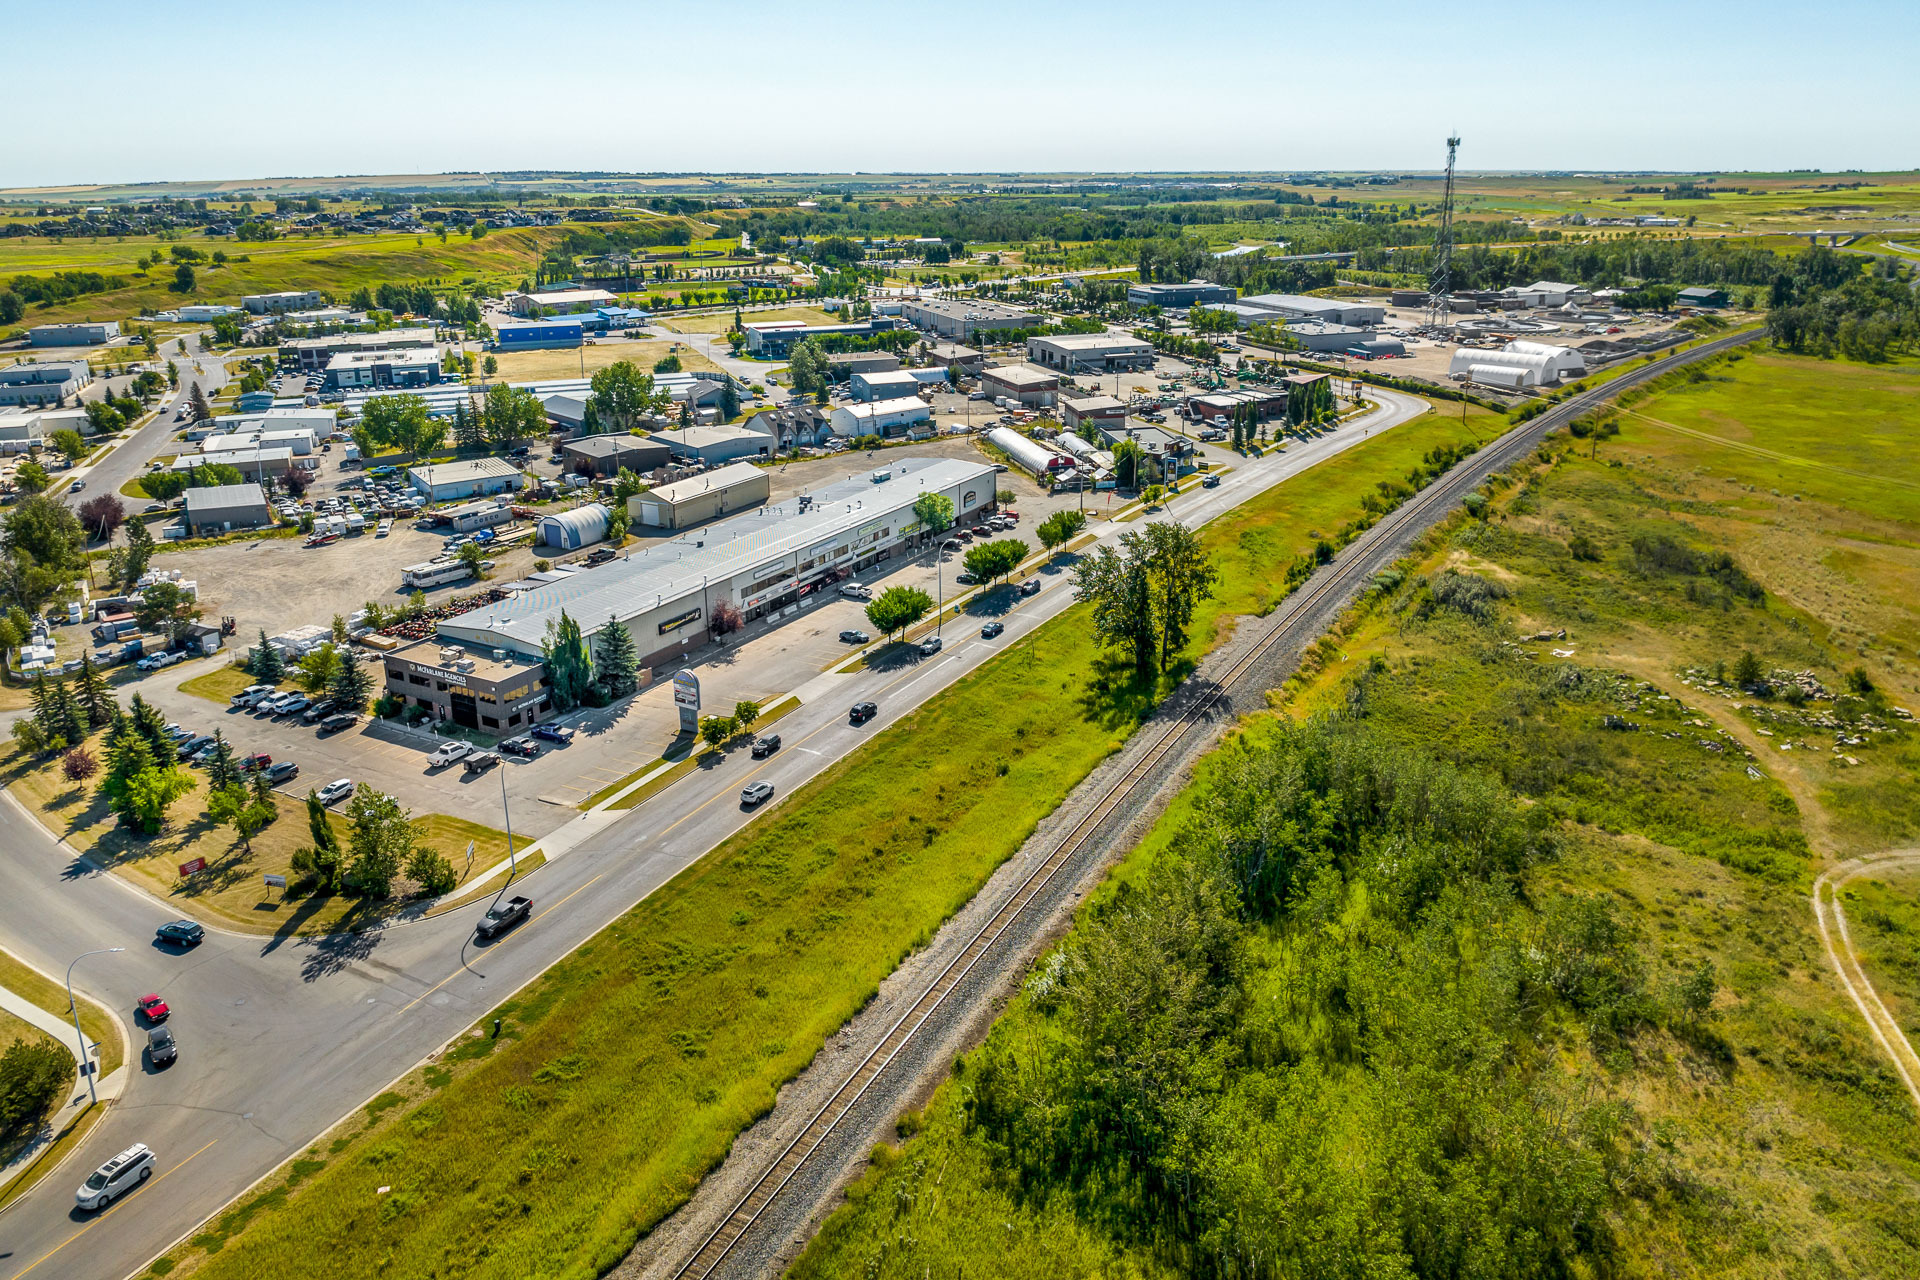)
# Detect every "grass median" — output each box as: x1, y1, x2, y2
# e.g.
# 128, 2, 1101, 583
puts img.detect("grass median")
143, 403, 1488, 1280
